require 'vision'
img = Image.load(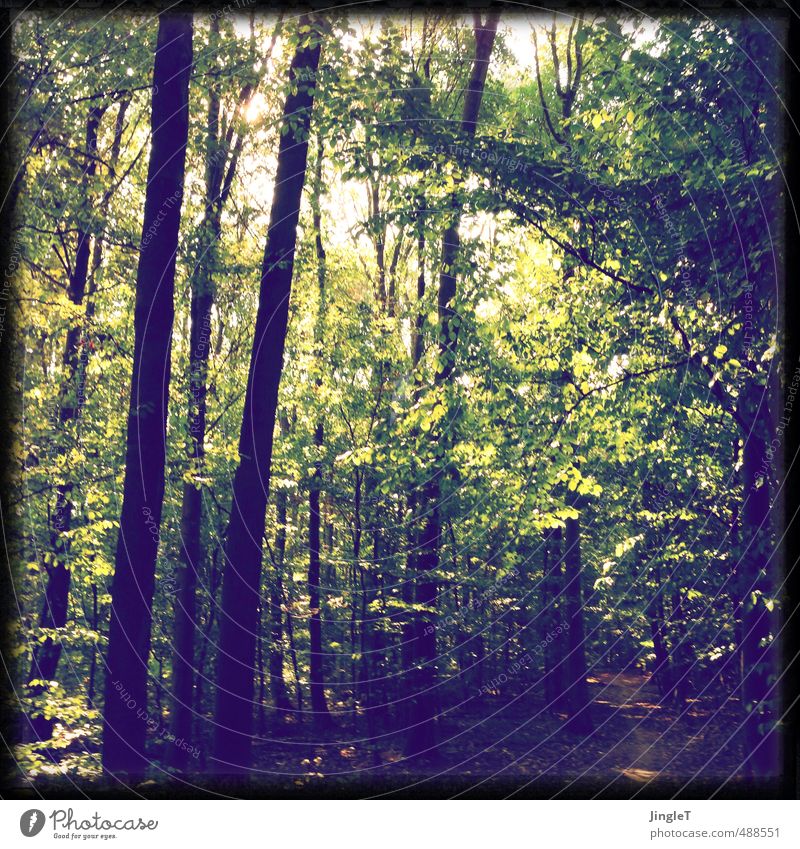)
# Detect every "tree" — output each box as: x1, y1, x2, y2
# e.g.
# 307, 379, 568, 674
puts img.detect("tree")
7, 10, 786, 790
307, 143, 333, 728
406, 10, 500, 758
102, 13, 193, 776
211, 17, 323, 773
169, 13, 269, 772
26, 104, 103, 743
